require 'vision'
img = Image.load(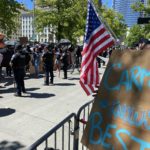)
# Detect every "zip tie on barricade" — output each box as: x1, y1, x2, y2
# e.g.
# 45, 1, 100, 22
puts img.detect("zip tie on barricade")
92, 89, 99, 98
79, 118, 87, 124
